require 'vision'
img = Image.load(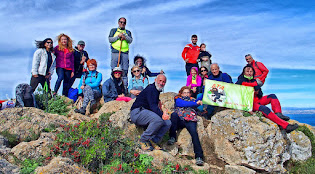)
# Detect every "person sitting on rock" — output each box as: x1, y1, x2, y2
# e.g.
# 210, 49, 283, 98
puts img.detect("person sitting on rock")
236, 64, 298, 133
102, 67, 132, 103
128, 65, 148, 99
74, 59, 102, 115
130, 74, 171, 151
133, 55, 164, 78
186, 67, 202, 98
167, 86, 204, 166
